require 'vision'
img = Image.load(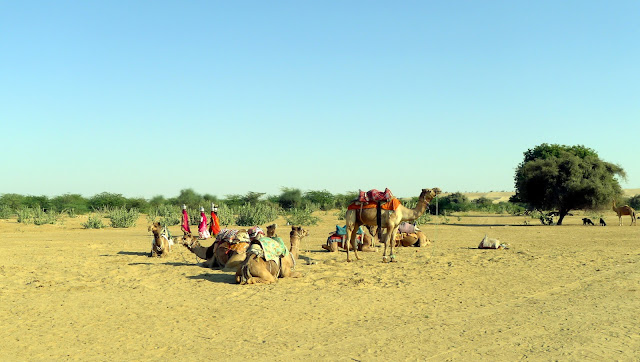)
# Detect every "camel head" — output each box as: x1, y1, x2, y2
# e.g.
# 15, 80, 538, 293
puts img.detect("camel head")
420, 188, 441, 203
148, 222, 161, 235
290, 226, 308, 239
180, 232, 199, 248
266, 223, 278, 237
